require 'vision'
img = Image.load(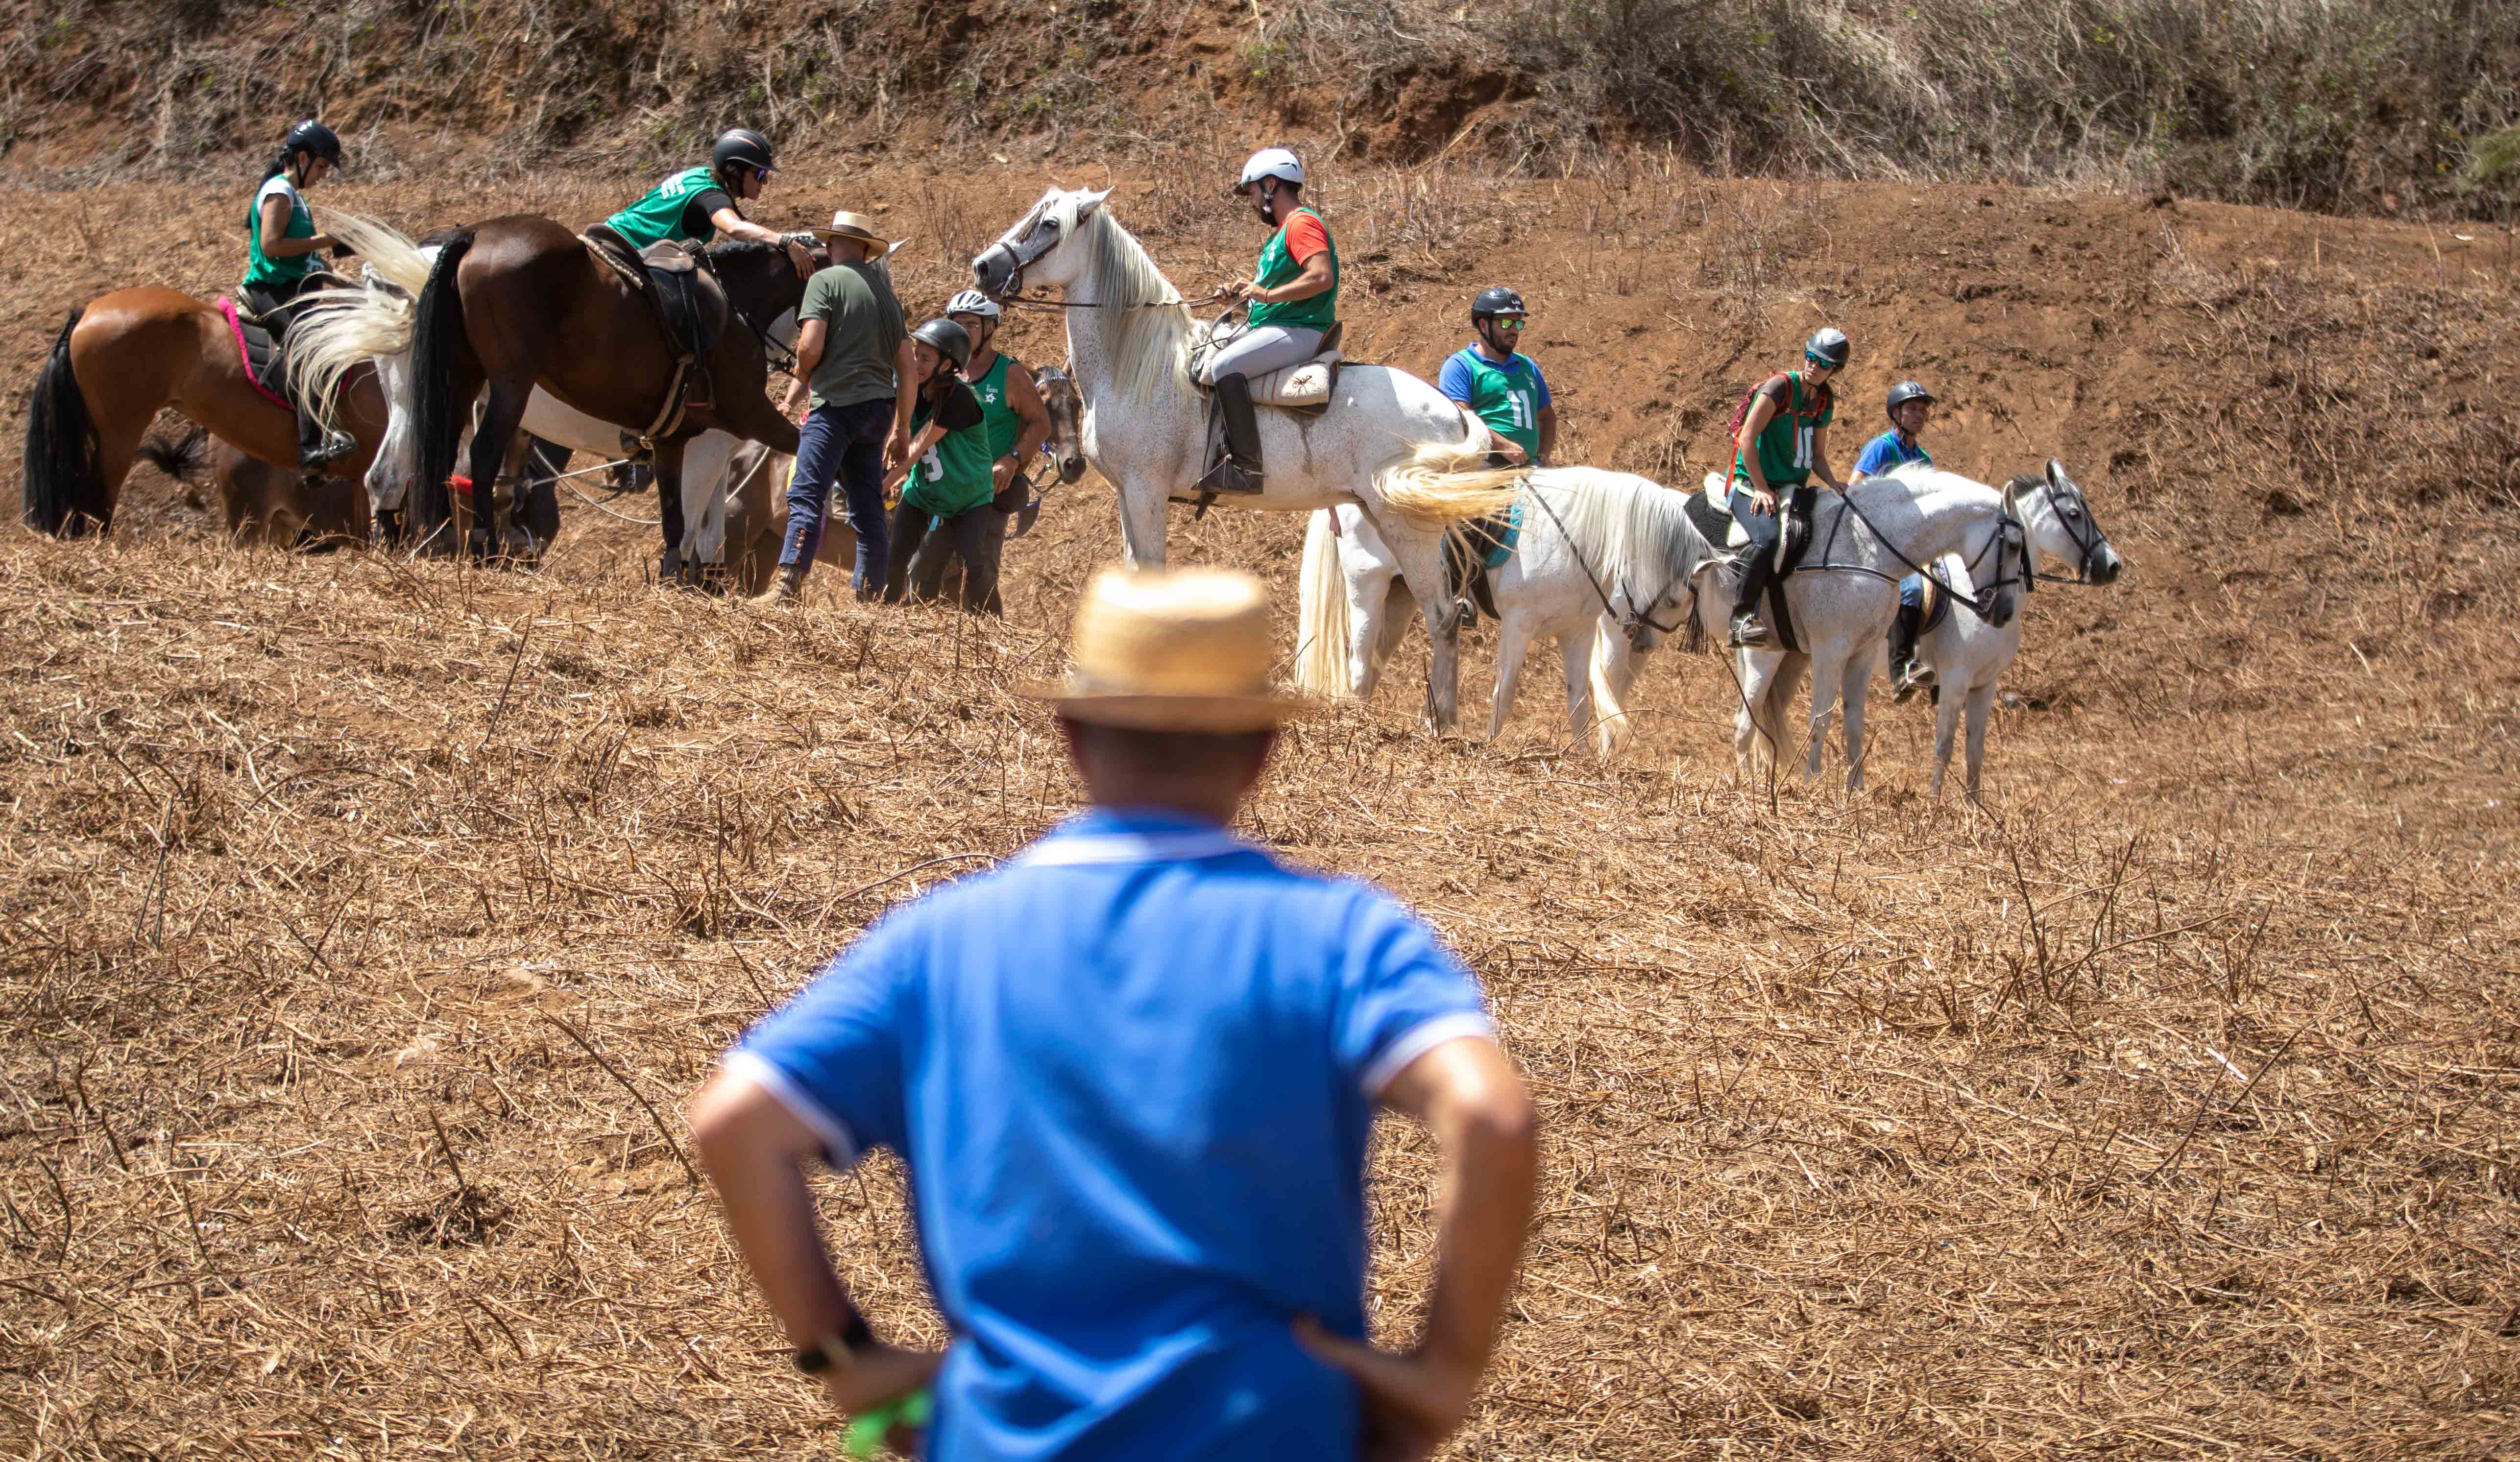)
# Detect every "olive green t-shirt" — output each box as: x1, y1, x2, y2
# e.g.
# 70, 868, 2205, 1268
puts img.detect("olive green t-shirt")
801, 261, 907, 409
